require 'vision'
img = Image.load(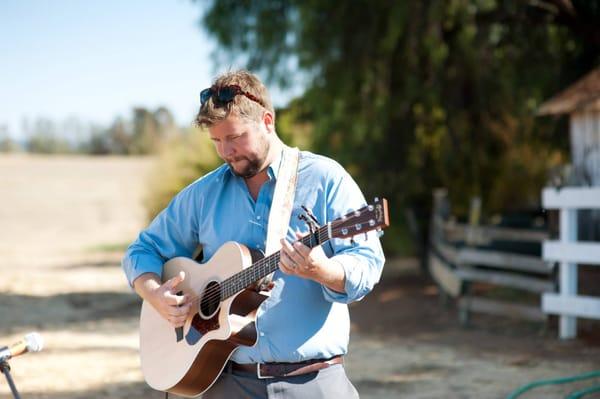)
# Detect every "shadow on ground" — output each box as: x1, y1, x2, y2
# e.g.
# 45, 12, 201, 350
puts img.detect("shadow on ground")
0, 291, 140, 333
19, 381, 160, 399
349, 260, 600, 364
